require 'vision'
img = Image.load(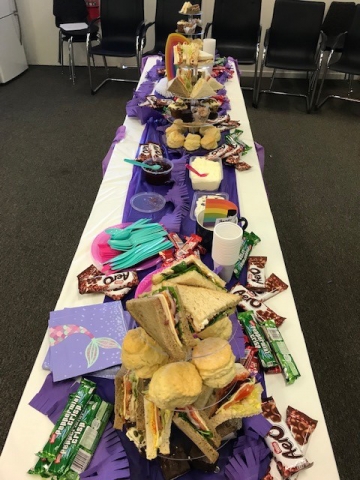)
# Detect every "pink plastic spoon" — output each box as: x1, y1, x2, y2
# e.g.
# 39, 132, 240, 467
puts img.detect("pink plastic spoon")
186, 164, 209, 177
